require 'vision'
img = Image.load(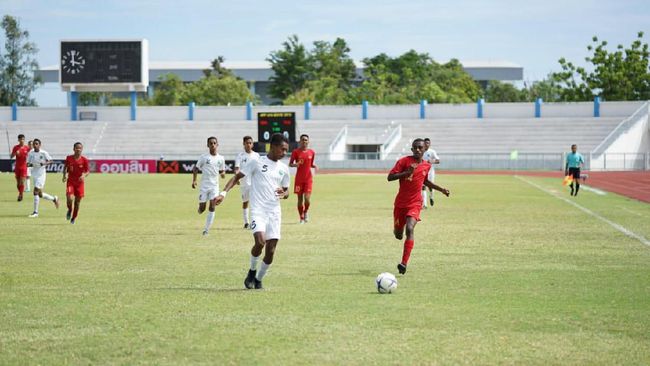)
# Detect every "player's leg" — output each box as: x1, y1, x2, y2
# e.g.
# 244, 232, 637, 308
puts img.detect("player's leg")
15, 173, 25, 201
203, 197, 217, 235
30, 187, 41, 217
241, 186, 250, 229
245, 227, 267, 289
393, 207, 406, 240
421, 186, 427, 209
66, 184, 74, 220
573, 169, 581, 196
297, 193, 305, 223
303, 192, 311, 222
398, 216, 418, 274
25, 170, 31, 192
254, 213, 281, 289
38, 176, 58, 208
428, 170, 435, 206
70, 183, 84, 223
